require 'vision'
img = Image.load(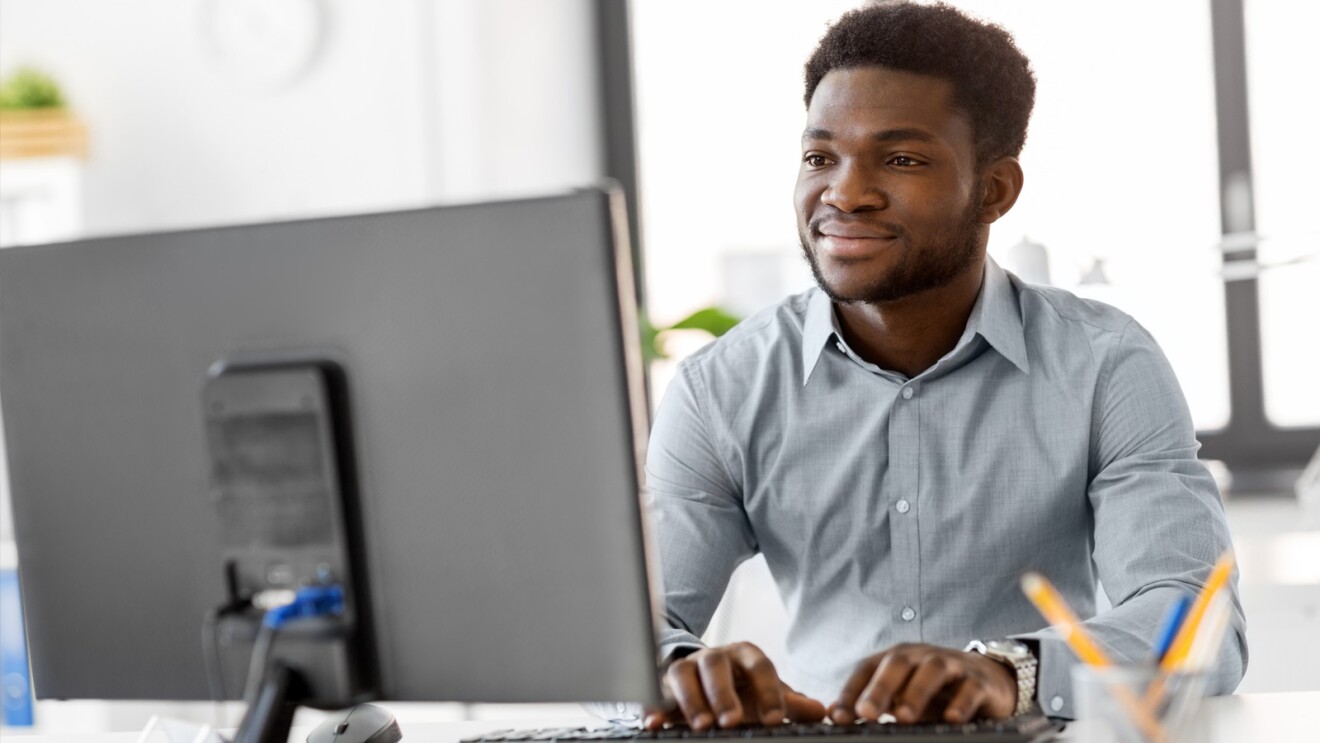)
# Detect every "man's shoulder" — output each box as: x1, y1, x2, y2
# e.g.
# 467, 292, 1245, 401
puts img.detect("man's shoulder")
1013, 277, 1138, 340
